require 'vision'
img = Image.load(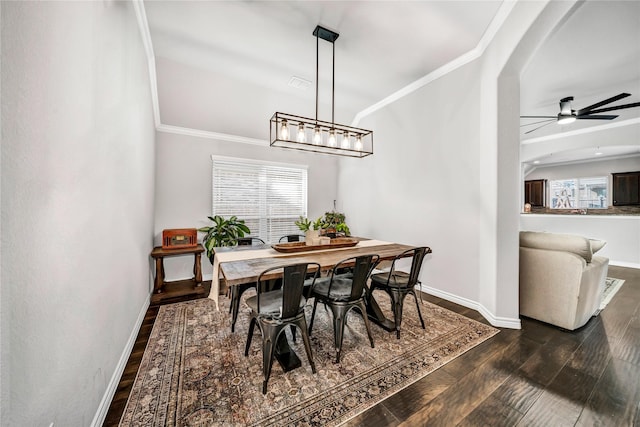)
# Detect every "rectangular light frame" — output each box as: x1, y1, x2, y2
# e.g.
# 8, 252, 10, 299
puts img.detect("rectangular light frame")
270, 112, 373, 158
